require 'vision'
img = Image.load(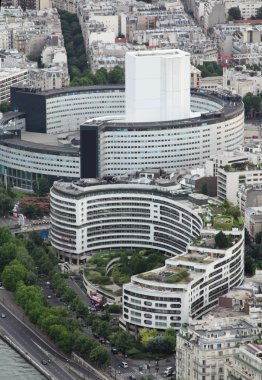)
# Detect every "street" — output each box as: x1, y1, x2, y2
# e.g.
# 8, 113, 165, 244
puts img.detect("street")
0, 301, 104, 380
